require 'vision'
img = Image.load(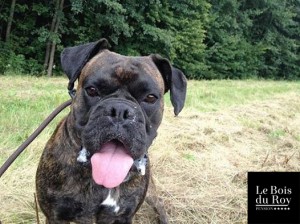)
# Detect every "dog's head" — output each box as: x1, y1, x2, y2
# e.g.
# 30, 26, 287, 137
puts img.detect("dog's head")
61, 39, 187, 188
